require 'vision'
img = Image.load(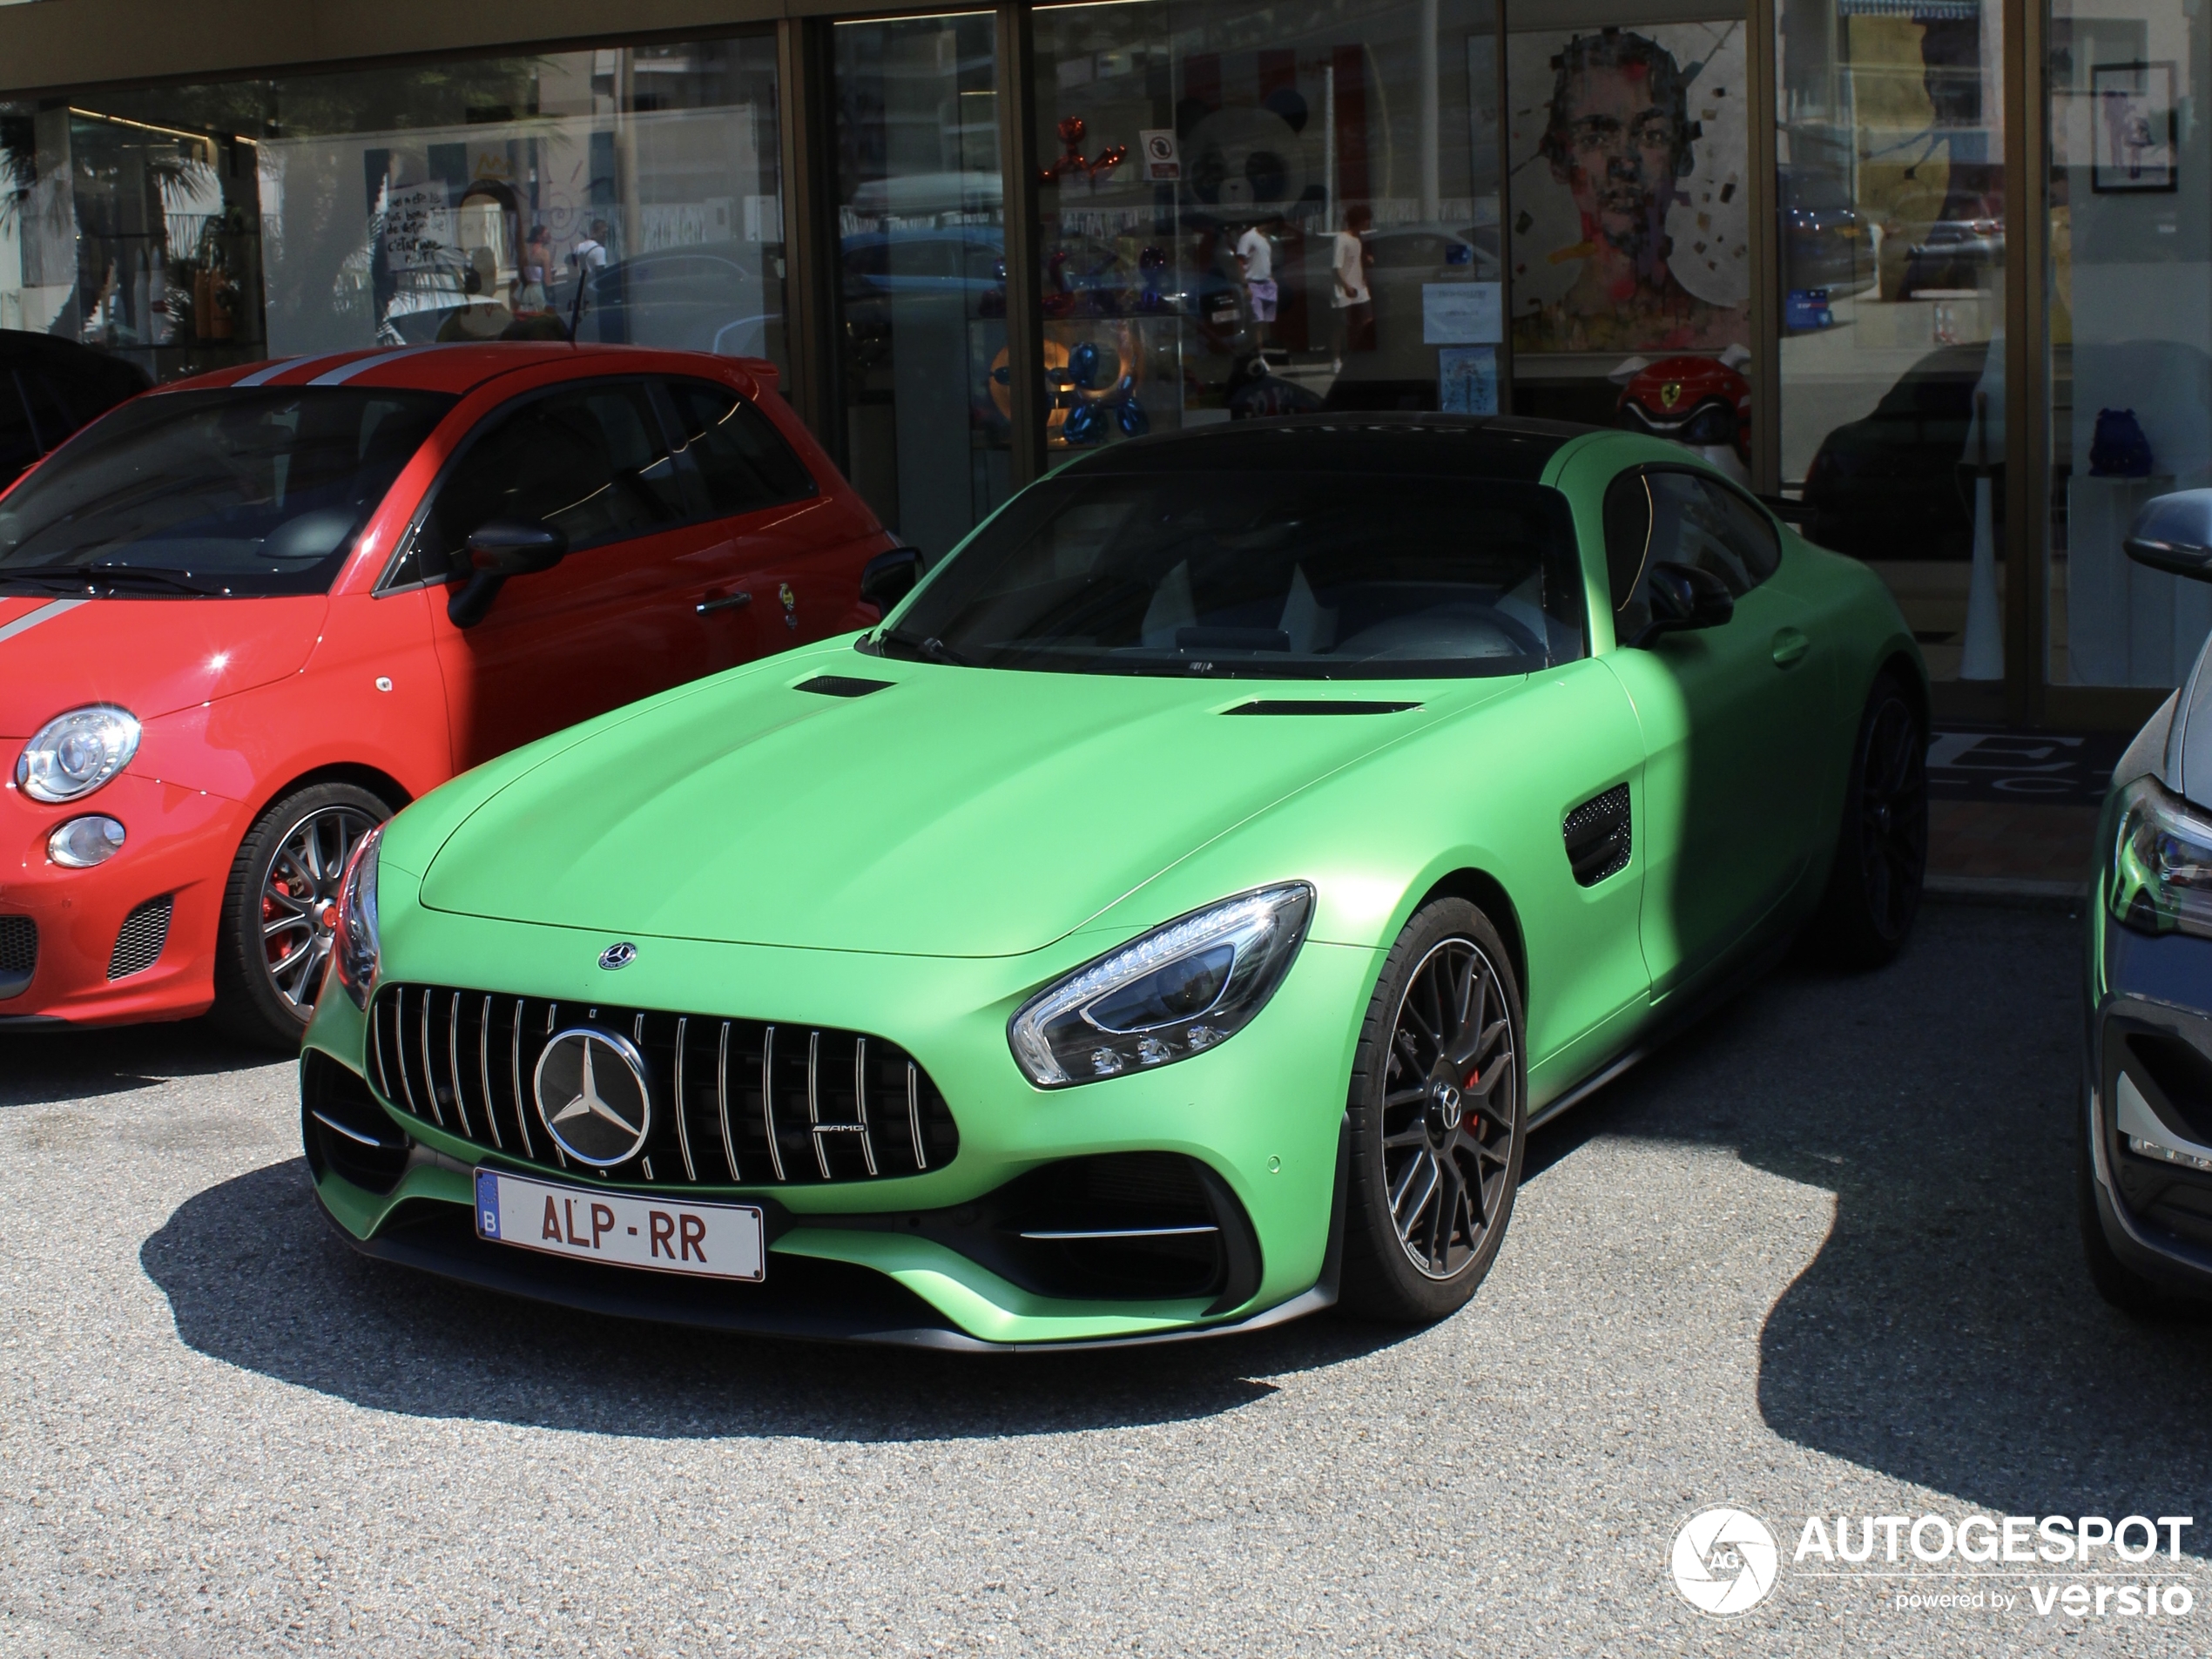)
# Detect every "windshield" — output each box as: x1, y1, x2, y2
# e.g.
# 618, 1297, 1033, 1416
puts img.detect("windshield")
0, 388, 455, 597
867, 469, 1586, 678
